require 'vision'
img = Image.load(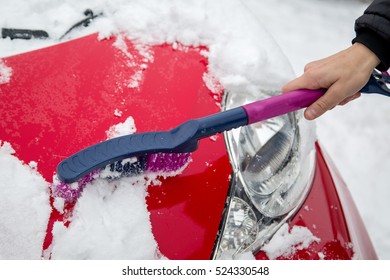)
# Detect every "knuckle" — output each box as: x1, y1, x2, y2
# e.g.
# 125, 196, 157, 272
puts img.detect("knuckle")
304, 60, 320, 72
304, 70, 322, 89
314, 98, 331, 112
304, 63, 313, 72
